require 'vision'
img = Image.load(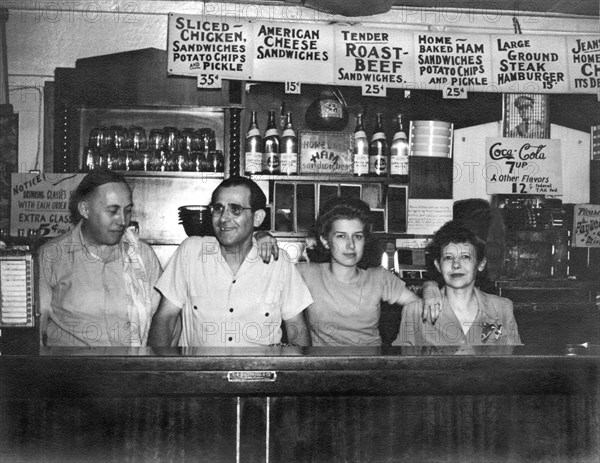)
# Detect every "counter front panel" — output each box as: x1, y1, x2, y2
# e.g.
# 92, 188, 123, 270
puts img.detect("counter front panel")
1, 347, 598, 463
